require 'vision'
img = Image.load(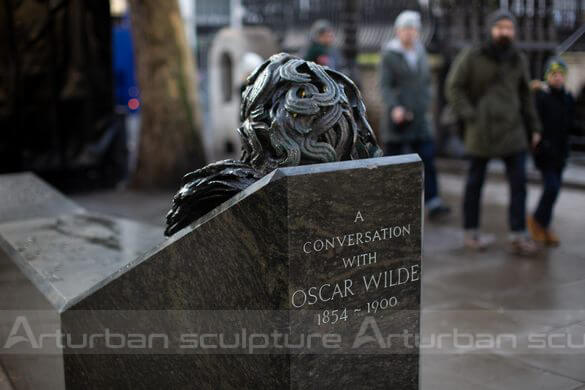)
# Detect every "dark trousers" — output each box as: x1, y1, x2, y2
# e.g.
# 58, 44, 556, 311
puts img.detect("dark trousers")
534, 167, 563, 228
463, 152, 527, 232
385, 141, 439, 203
